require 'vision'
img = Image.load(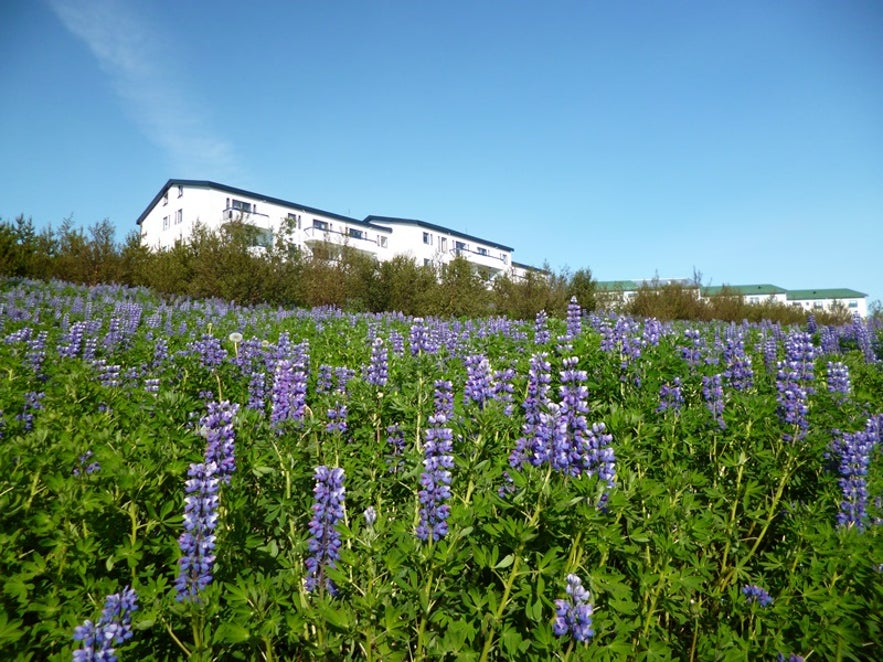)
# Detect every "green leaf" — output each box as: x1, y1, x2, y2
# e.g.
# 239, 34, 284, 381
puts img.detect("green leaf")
213, 621, 251, 644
